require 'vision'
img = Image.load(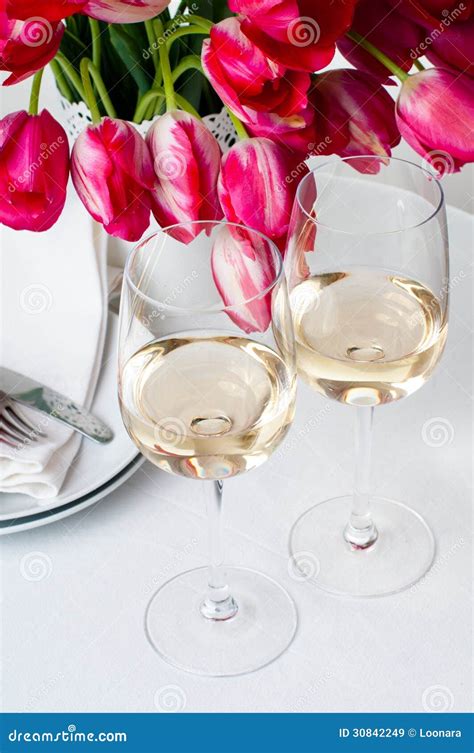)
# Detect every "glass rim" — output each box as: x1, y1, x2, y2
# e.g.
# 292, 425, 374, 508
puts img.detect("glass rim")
124, 219, 284, 314
296, 155, 445, 235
